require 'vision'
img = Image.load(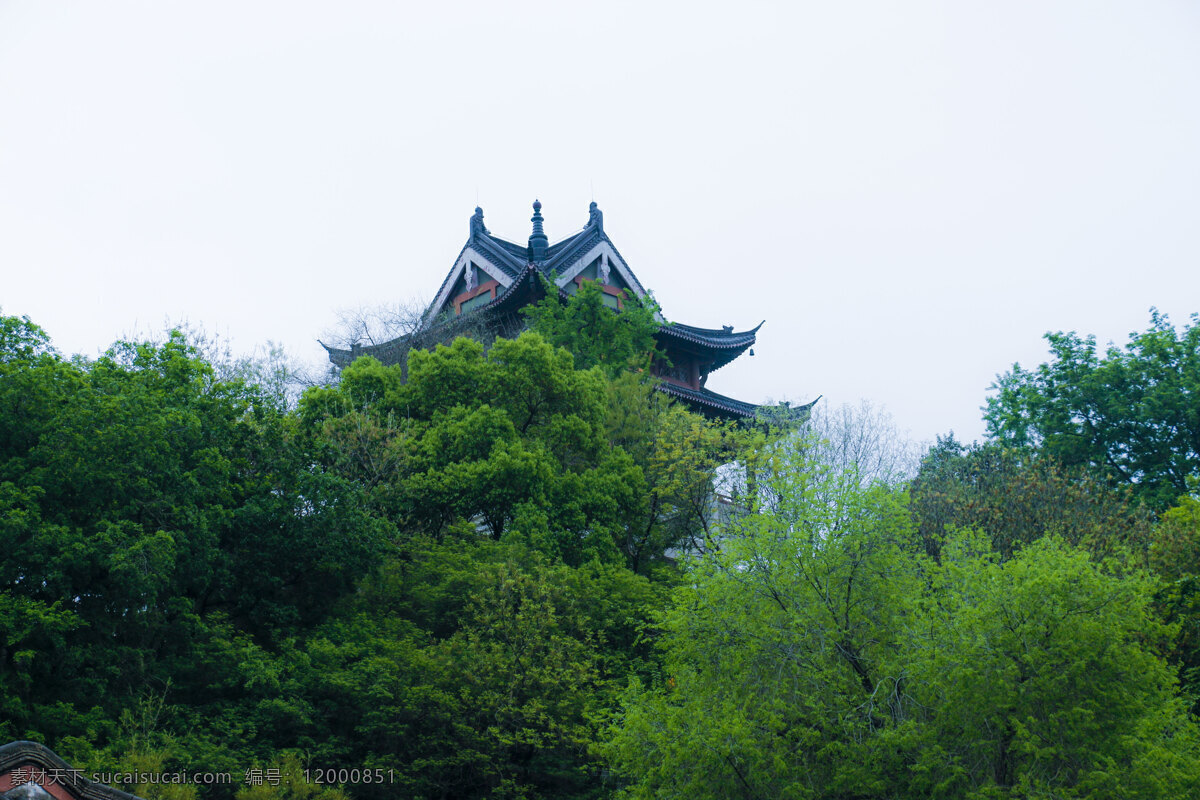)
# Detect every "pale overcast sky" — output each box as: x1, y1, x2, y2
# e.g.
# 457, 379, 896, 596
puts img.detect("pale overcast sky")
2, 1, 1198, 446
